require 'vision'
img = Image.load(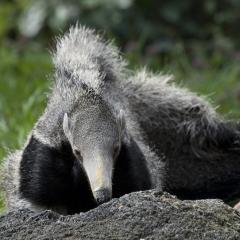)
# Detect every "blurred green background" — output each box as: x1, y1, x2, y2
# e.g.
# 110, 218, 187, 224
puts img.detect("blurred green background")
0, 0, 240, 212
